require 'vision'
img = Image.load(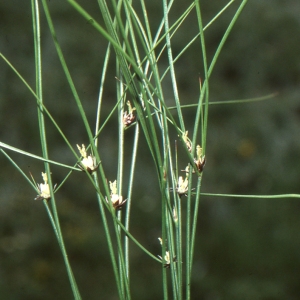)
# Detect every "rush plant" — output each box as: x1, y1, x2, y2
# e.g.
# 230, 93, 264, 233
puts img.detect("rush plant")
2, 0, 295, 299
